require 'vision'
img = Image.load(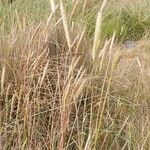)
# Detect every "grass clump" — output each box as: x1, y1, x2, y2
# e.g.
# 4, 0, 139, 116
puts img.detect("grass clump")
102, 3, 150, 41
78, 0, 150, 41
0, 0, 50, 32
0, 0, 150, 149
